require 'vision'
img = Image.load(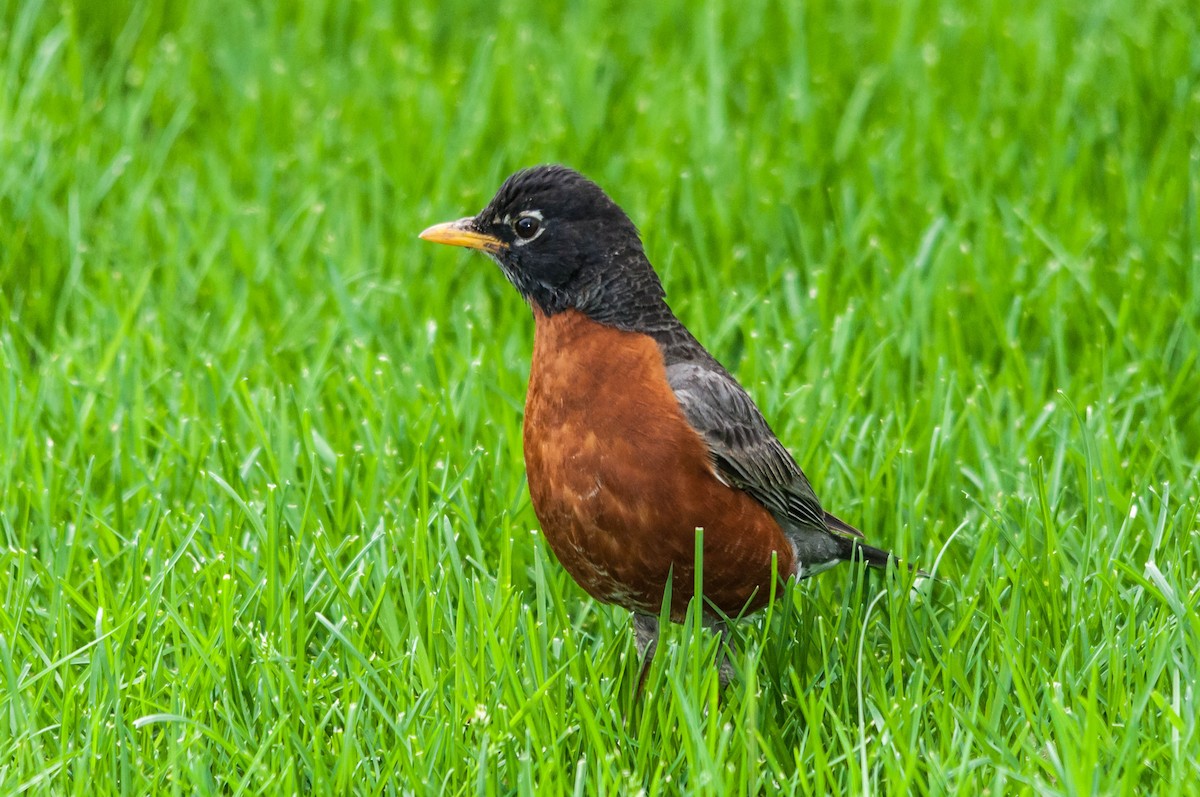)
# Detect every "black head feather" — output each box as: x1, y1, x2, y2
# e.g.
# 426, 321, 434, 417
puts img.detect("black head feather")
466, 165, 670, 326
